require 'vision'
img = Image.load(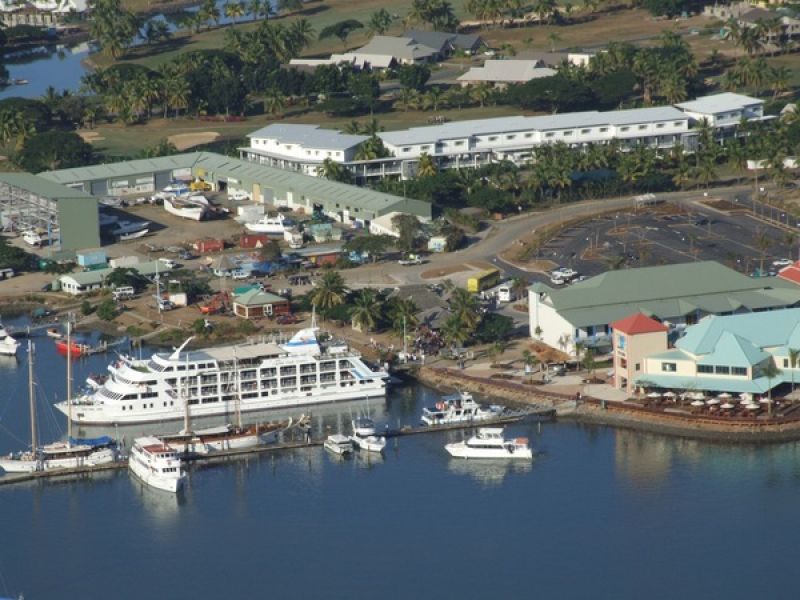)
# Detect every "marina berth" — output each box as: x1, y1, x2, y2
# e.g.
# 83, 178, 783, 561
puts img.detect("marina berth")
58, 328, 387, 425
421, 392, 502, 426
445, 428, 533, 460
129, 436, 186, 493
